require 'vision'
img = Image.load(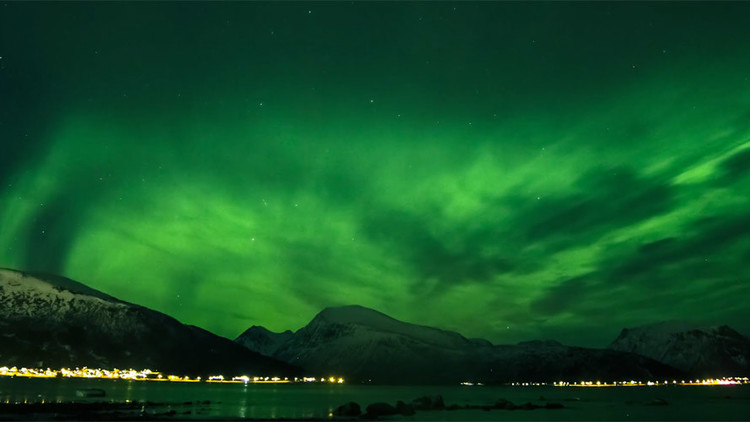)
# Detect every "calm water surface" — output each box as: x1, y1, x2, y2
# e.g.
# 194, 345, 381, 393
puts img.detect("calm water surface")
1, 377, 749, 420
